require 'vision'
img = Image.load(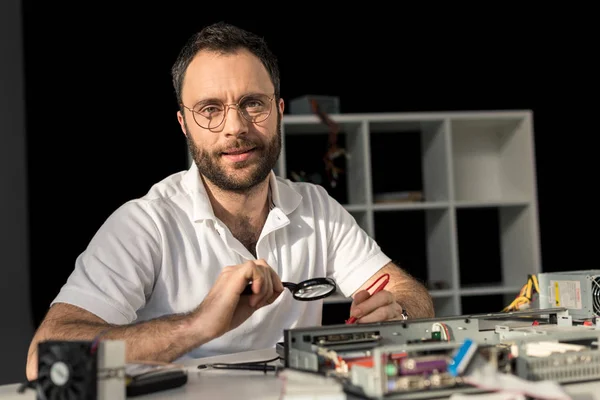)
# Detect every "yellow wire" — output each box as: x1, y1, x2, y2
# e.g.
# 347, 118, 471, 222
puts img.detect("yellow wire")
532, 274, 540, 293
501, 274, 540, 312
